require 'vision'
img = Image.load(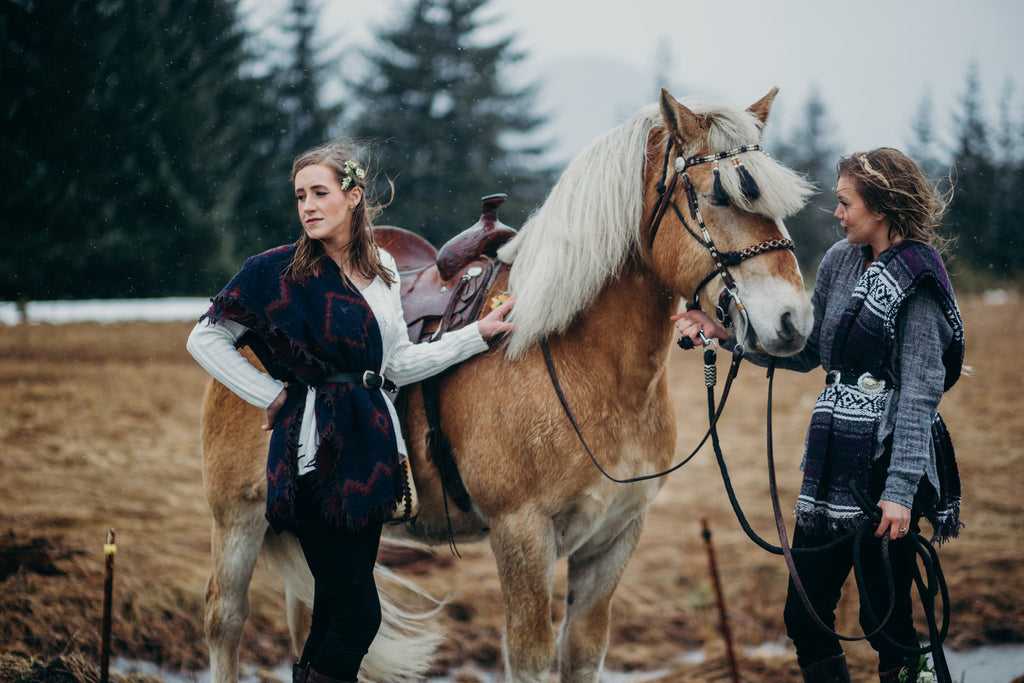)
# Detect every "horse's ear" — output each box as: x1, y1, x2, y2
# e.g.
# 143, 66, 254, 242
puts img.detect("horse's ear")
659, 88, 705, 148
747, 87, 780, 128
